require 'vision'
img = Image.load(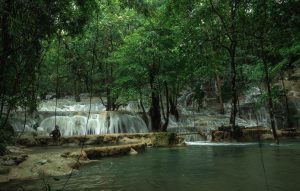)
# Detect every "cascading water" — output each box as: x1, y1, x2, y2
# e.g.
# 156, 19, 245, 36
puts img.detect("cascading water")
39, 112, 148, 136
10, 99, 149, 136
